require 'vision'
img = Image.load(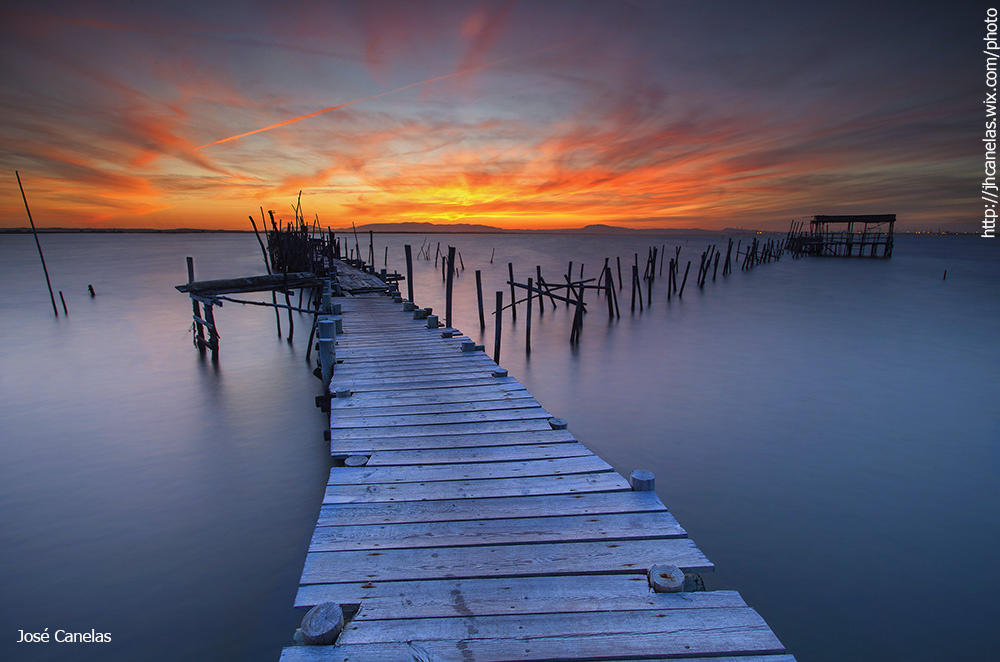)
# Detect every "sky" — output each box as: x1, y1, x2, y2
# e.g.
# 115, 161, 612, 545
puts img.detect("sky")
0, 0, 987, 231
